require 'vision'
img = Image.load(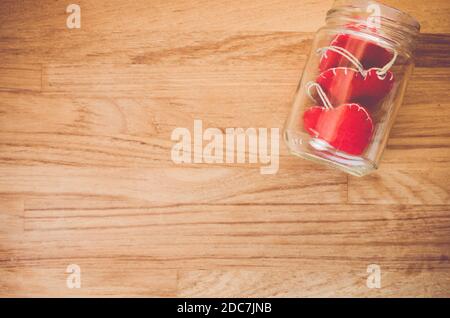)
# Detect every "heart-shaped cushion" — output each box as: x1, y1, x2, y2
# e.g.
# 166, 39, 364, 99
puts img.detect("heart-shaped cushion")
303, 103, 374, 155
319, 30, 393, 72
316, 67, 394, 106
